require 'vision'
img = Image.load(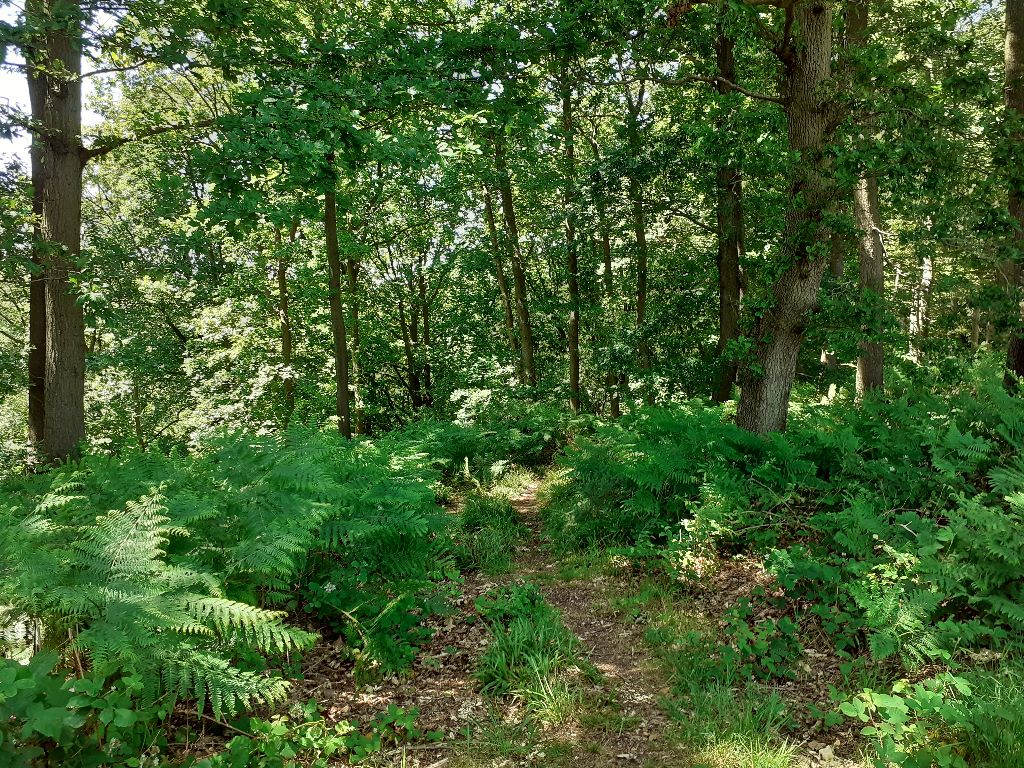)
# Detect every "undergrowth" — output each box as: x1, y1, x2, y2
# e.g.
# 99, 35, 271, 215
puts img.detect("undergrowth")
459, 582, 593, 763
0, 420, 533, 766
545, 363, 1024, 766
